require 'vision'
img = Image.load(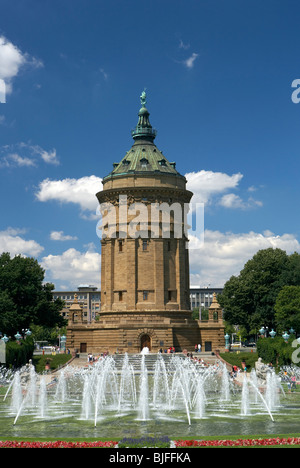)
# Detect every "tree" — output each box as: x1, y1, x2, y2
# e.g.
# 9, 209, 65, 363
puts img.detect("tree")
0, 290, 18, 333
283, 252, 300, 285
0, 252, 66, 337
274, 285, 300, 333
218, 248, 296, 334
